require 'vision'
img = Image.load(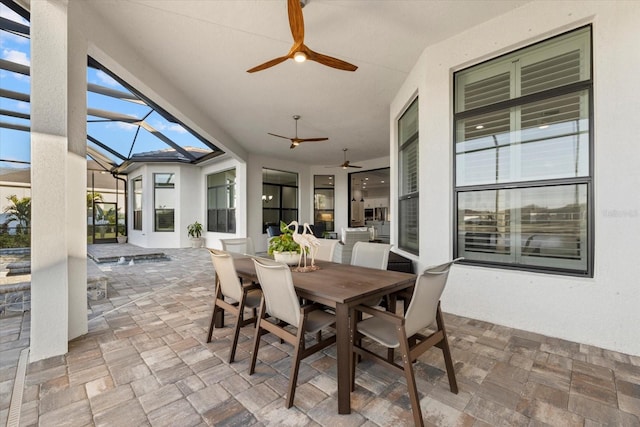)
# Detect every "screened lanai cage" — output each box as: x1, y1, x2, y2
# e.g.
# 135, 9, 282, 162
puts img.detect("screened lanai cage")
0, 0, 222, 247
